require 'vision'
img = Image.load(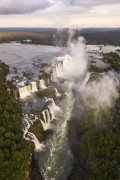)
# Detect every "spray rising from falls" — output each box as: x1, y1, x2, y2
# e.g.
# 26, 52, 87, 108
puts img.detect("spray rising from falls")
17, 55, 73, 99
19, 32, 120, 180
20, 35, 92, 179
36, 37, 91, 180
